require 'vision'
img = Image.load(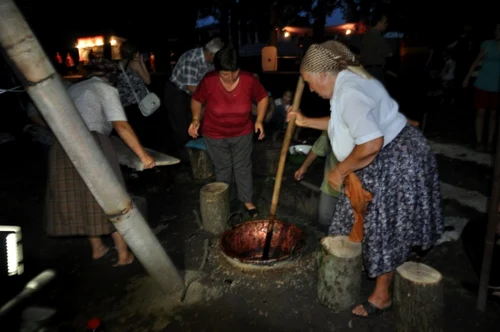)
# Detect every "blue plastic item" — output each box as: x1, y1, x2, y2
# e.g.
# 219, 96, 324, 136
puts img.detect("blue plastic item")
185, 138, 207, 151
